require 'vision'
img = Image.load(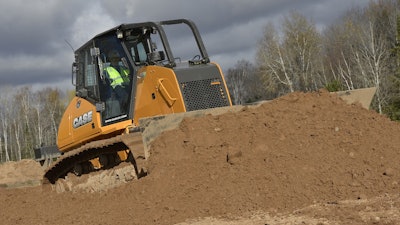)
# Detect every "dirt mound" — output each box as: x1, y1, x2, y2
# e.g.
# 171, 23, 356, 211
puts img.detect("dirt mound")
0, 159, 43, 188
1, 90, 400, 225
131, 90, 400, 223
